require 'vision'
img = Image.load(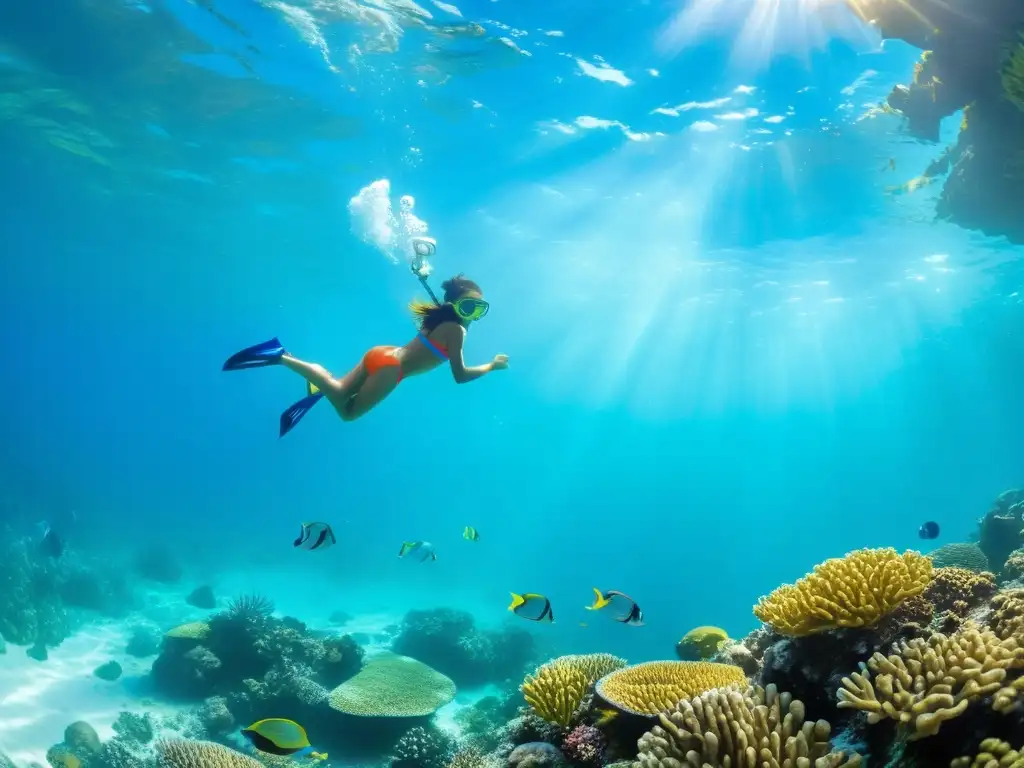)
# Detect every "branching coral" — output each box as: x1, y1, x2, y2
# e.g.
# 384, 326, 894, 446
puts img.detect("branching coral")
836, 628, 1024, 738
521, 653, 626, 726
637, 683, 860, 768
753, 548, 932, 636
328, 652, 456, 716
595, 661, 748, 716
992, 590, 1024, 640
924, 568, 997, 617
562, 724, 604, 765
952, 738, 1024, 767
447, 747, 493, 768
